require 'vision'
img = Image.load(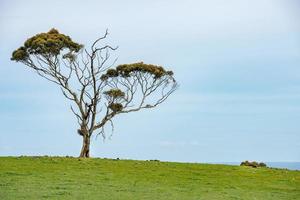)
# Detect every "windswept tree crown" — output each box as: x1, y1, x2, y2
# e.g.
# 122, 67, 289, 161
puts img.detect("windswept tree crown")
11, 28, 82, 61
101, 62, 174, 81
